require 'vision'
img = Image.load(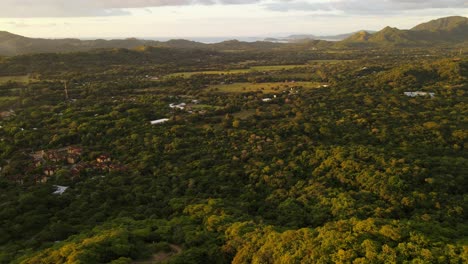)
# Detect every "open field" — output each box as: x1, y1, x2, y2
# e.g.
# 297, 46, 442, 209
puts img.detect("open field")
0, 96, 19, 103
0, 75, 35, 84
233, 109, 256, 119
164, 64, 311, 78
206, 81, 324, 94
307, 59, 355, 64
0, 96, 19, 109
191, 104, 222, 110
